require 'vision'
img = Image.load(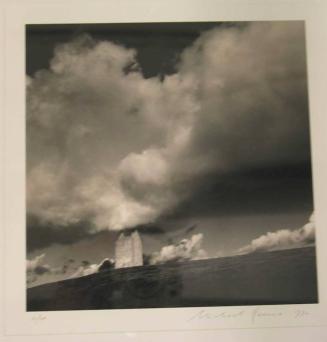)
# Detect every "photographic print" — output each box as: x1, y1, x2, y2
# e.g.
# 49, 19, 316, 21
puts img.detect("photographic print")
25, 21, 318, 311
